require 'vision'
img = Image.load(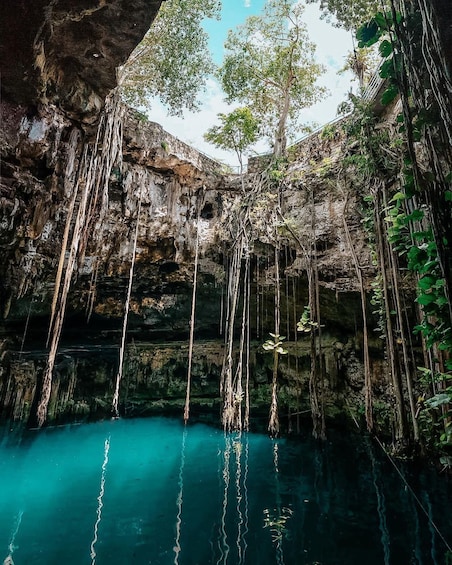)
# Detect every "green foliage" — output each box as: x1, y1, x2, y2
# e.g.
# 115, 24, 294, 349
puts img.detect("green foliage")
342, 98, 399, 177
306, 0, 384, 31
262, 333, 288, 355
419, 370, 452, 446
356, 11, 401, 48
118, 0, 220, 115
356, 11, 403, 109
339, 46, 380, 87
268, 157, 289, 182
344, 7, 452, 451
297, 306, 318, 333
133, 109, 149, 122
218, 0, 327, 156
204, 107, 260, 167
